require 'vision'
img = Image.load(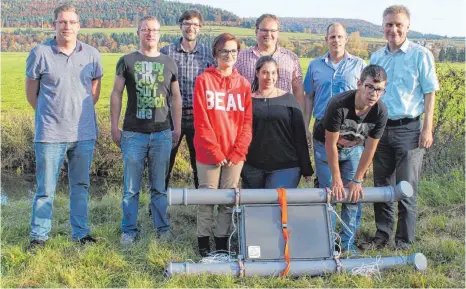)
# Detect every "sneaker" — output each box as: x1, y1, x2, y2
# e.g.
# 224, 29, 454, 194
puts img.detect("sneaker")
27, 239, 46, 251
157, 230, 174, 242
77, 235, 97, 245
120, 233, 135, 245
358, 237, 388, 251
395, 240, 410, 250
